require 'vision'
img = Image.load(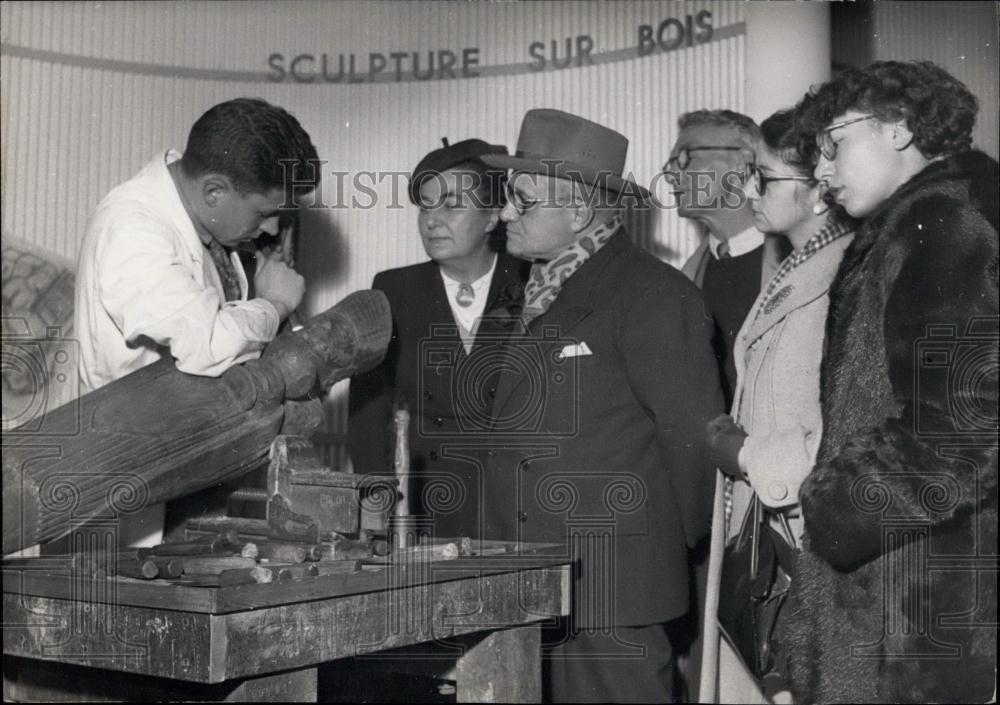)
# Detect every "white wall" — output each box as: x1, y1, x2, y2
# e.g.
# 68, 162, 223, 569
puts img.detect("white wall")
1, 0, 752, 295
2, 0, 757, 461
